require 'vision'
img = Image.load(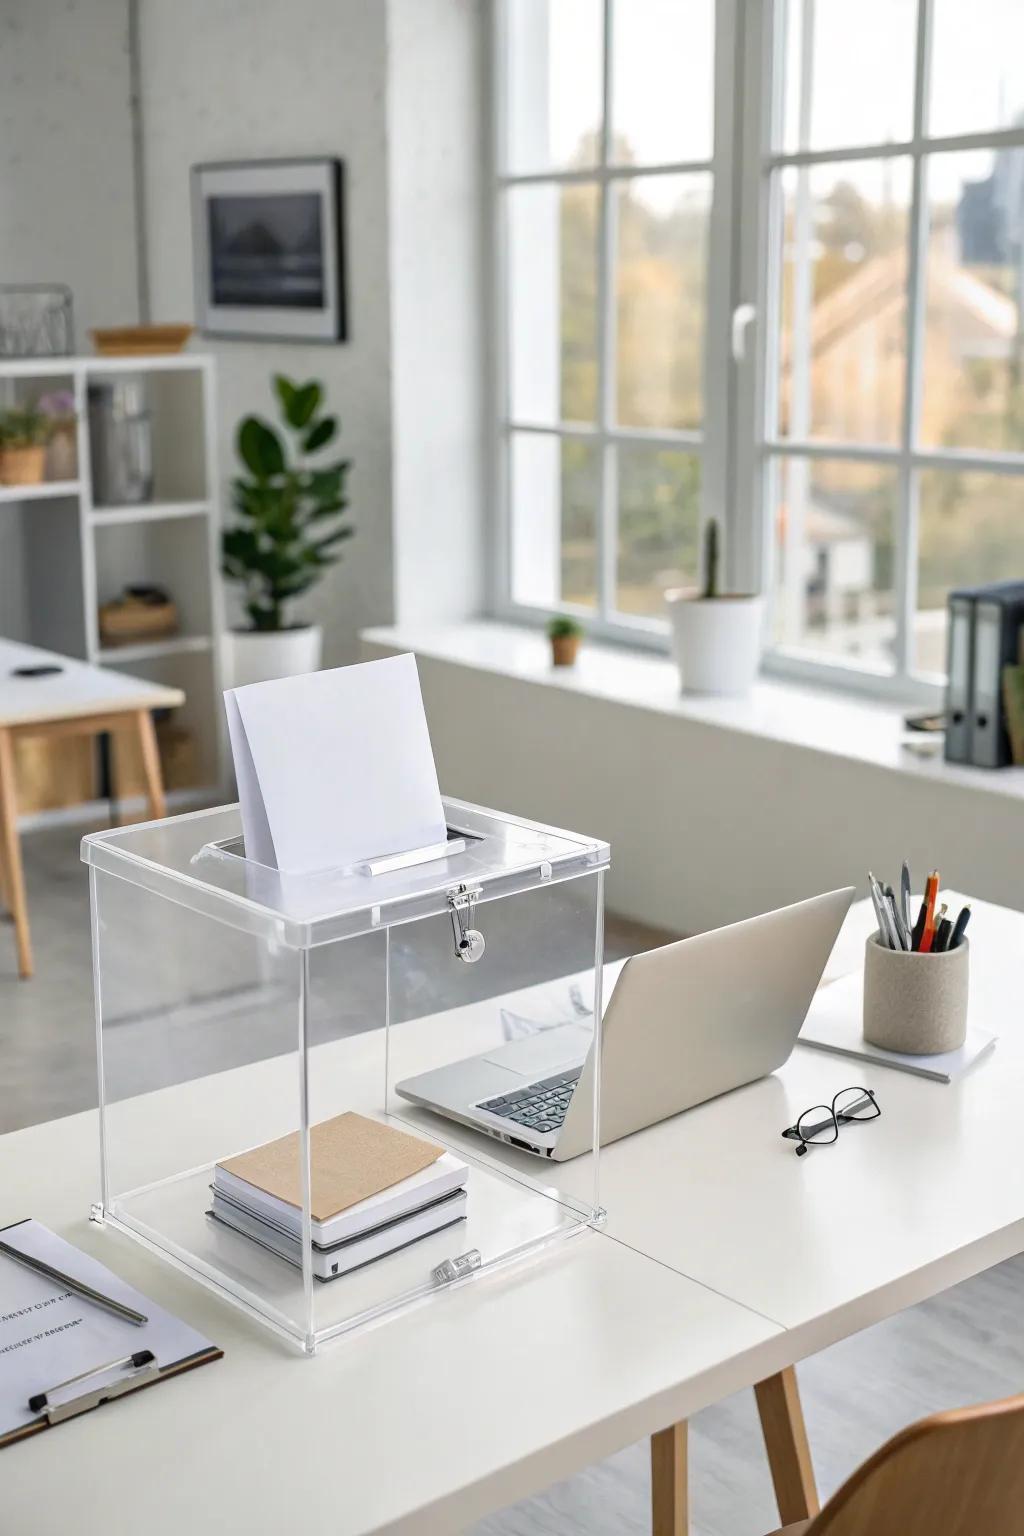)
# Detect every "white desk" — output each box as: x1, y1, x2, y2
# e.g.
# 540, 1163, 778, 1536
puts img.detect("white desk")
0, 638, 182, 978
0, 1108, 786, 1536
554, 892, 1024, 1352
376, 893, 1022, 1357
2, 894, 1020, 1535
